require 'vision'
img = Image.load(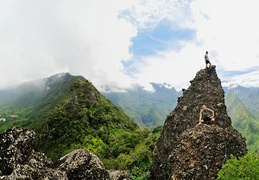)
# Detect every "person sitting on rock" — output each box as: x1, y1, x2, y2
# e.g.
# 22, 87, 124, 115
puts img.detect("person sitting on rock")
199, 105, 215, 125
204, 51, 212, 69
